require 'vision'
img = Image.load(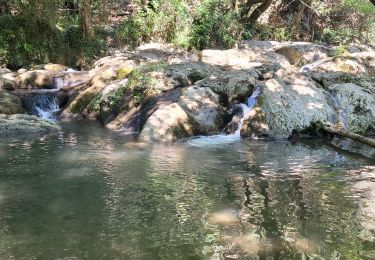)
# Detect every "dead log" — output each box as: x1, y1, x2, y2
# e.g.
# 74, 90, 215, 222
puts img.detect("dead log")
323, 125, 375, 148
